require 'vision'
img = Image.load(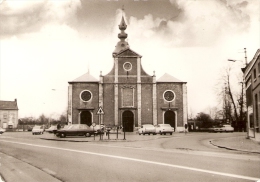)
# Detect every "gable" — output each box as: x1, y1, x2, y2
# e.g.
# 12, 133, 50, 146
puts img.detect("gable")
116, 48, 142, 58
